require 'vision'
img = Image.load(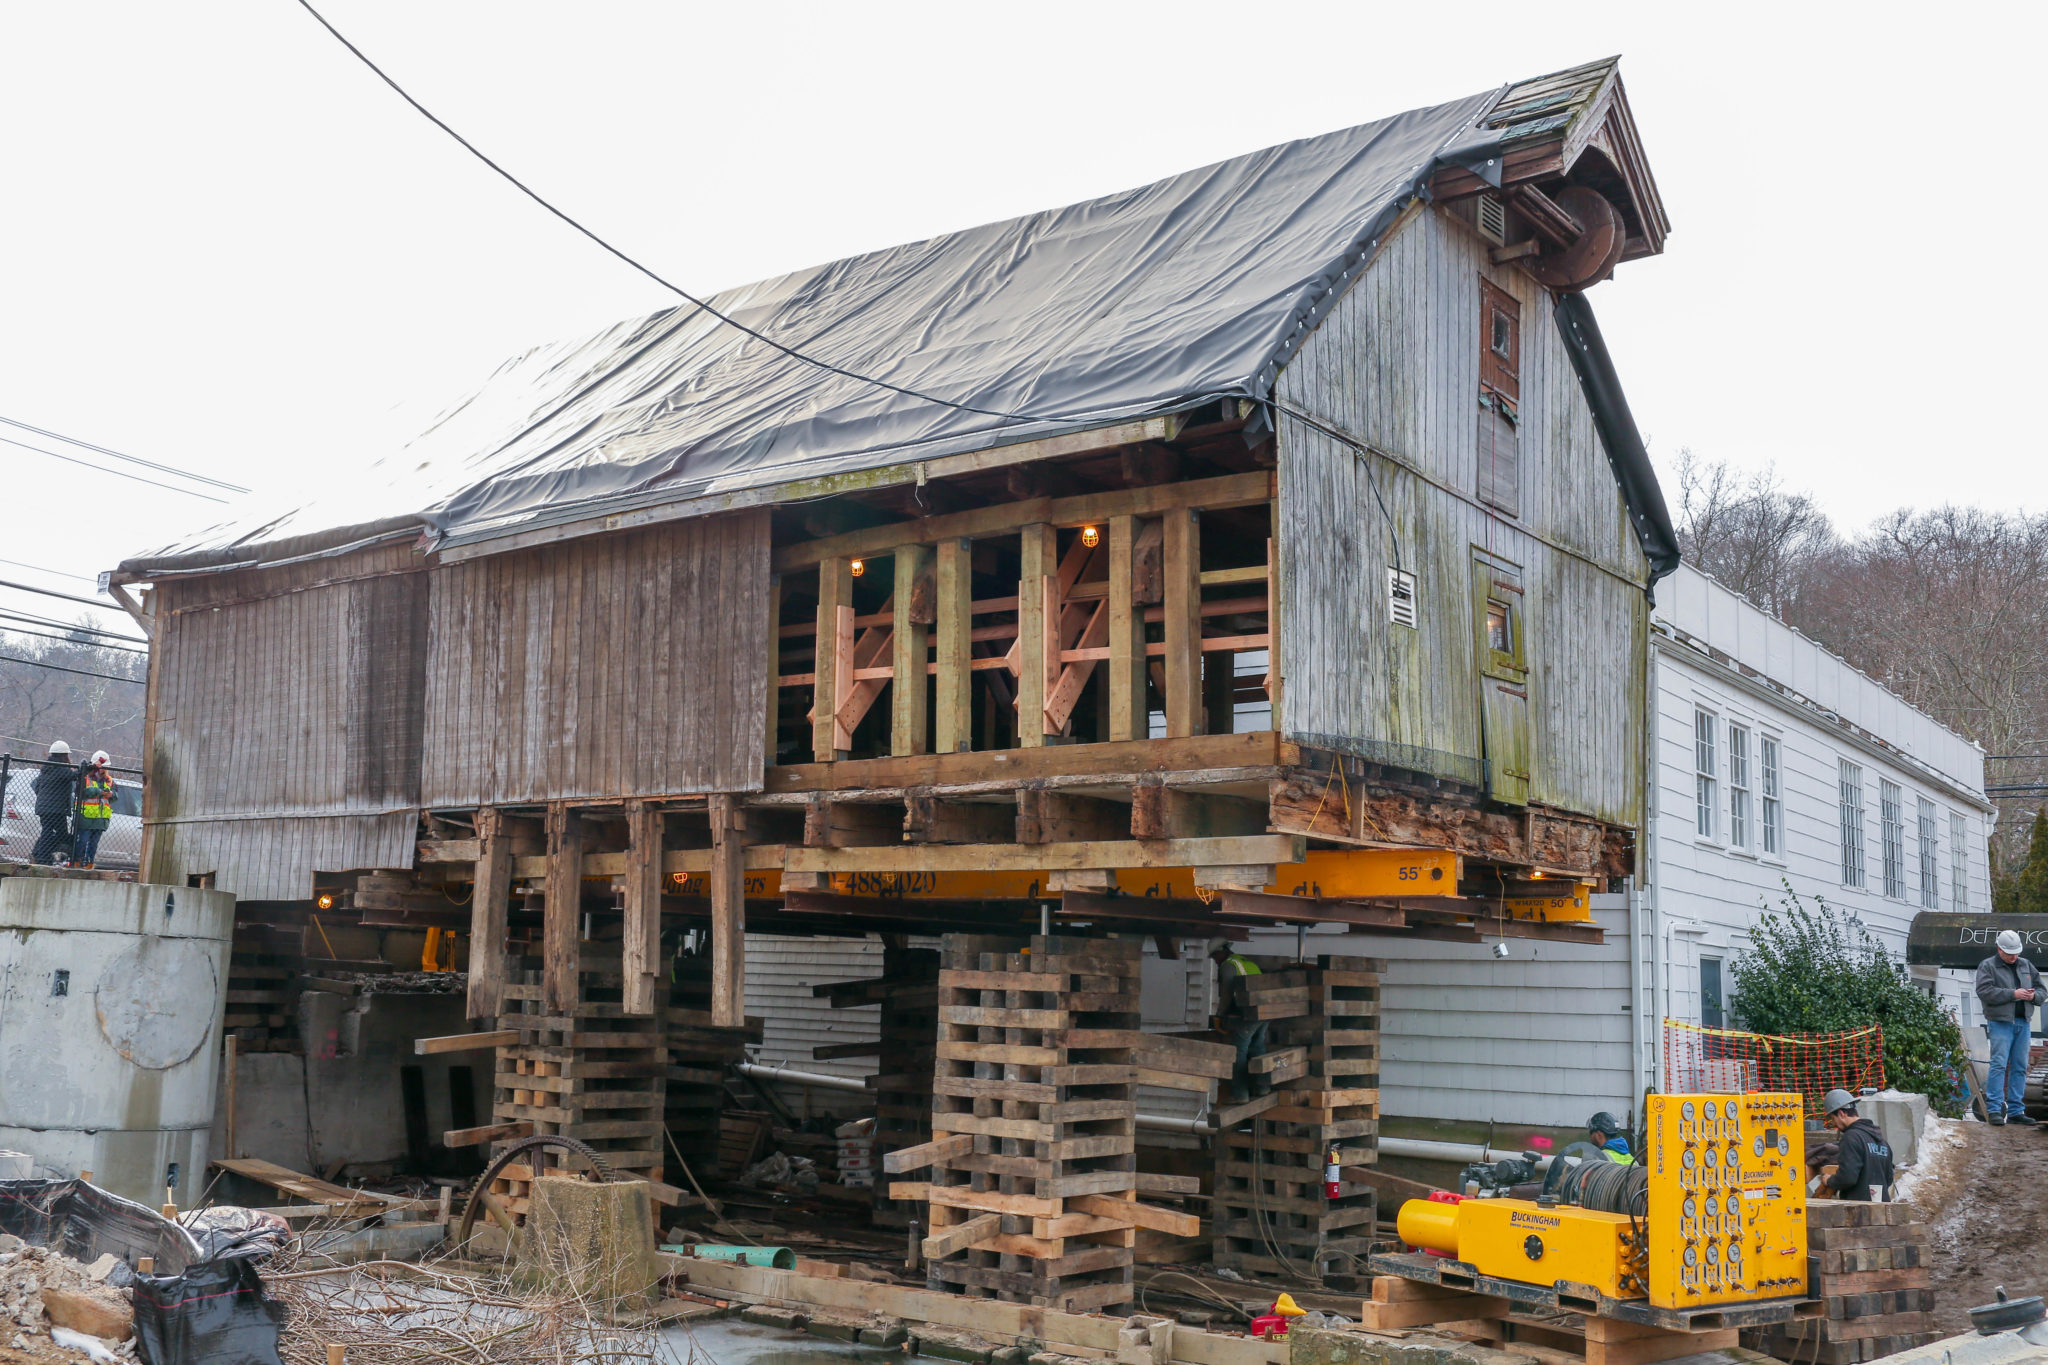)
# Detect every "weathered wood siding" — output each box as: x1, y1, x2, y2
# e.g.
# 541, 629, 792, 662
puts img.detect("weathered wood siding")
1276, 205, 1648, 826
420, 511, 770, 806
146, 543, 429, 899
